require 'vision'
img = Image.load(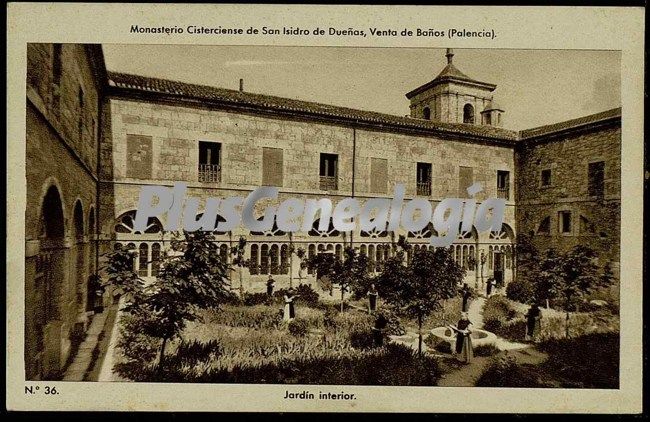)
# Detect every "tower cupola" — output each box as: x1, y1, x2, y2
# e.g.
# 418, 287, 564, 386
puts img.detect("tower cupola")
406, 49, 502, 126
